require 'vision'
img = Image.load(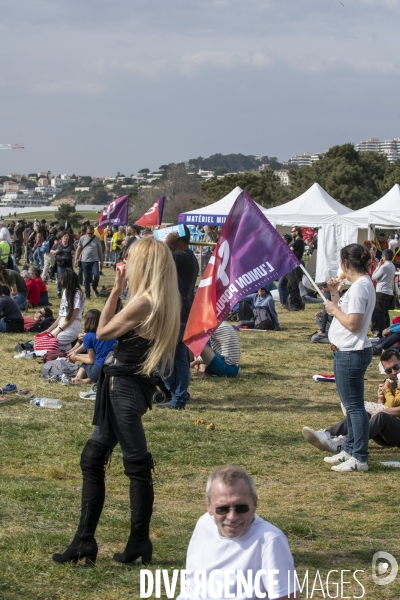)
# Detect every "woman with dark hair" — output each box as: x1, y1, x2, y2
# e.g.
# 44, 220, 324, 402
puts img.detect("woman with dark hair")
51, 231, 75, 298
46, 268, 85, 350
324, 243, 375, 472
